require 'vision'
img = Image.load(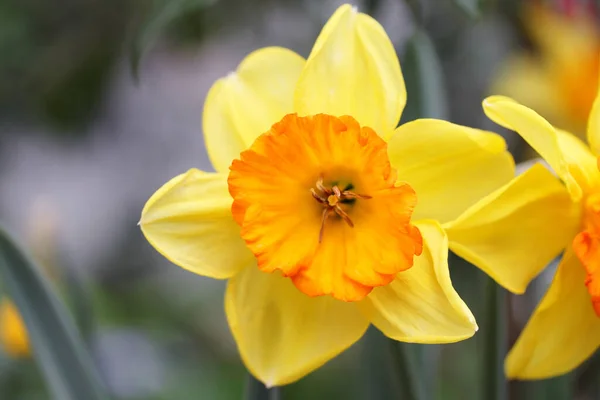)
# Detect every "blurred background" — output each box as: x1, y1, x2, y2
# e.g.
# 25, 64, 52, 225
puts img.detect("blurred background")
0, 0, 599, 398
